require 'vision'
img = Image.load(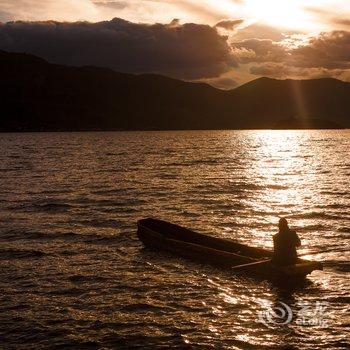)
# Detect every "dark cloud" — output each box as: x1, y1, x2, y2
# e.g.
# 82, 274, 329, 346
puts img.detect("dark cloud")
215, 19, 243, 30
233, 30, 350, 76
0, 13, 349, 85
292, 31, 350, 69
244, 30, 350, 83
0, 17, 237, 80
232, 38, 287, 64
